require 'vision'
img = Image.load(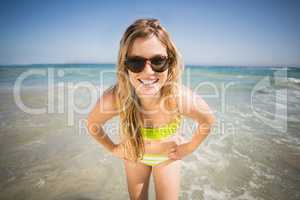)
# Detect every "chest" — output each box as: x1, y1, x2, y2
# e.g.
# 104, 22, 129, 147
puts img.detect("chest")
141, 112, 177, 128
